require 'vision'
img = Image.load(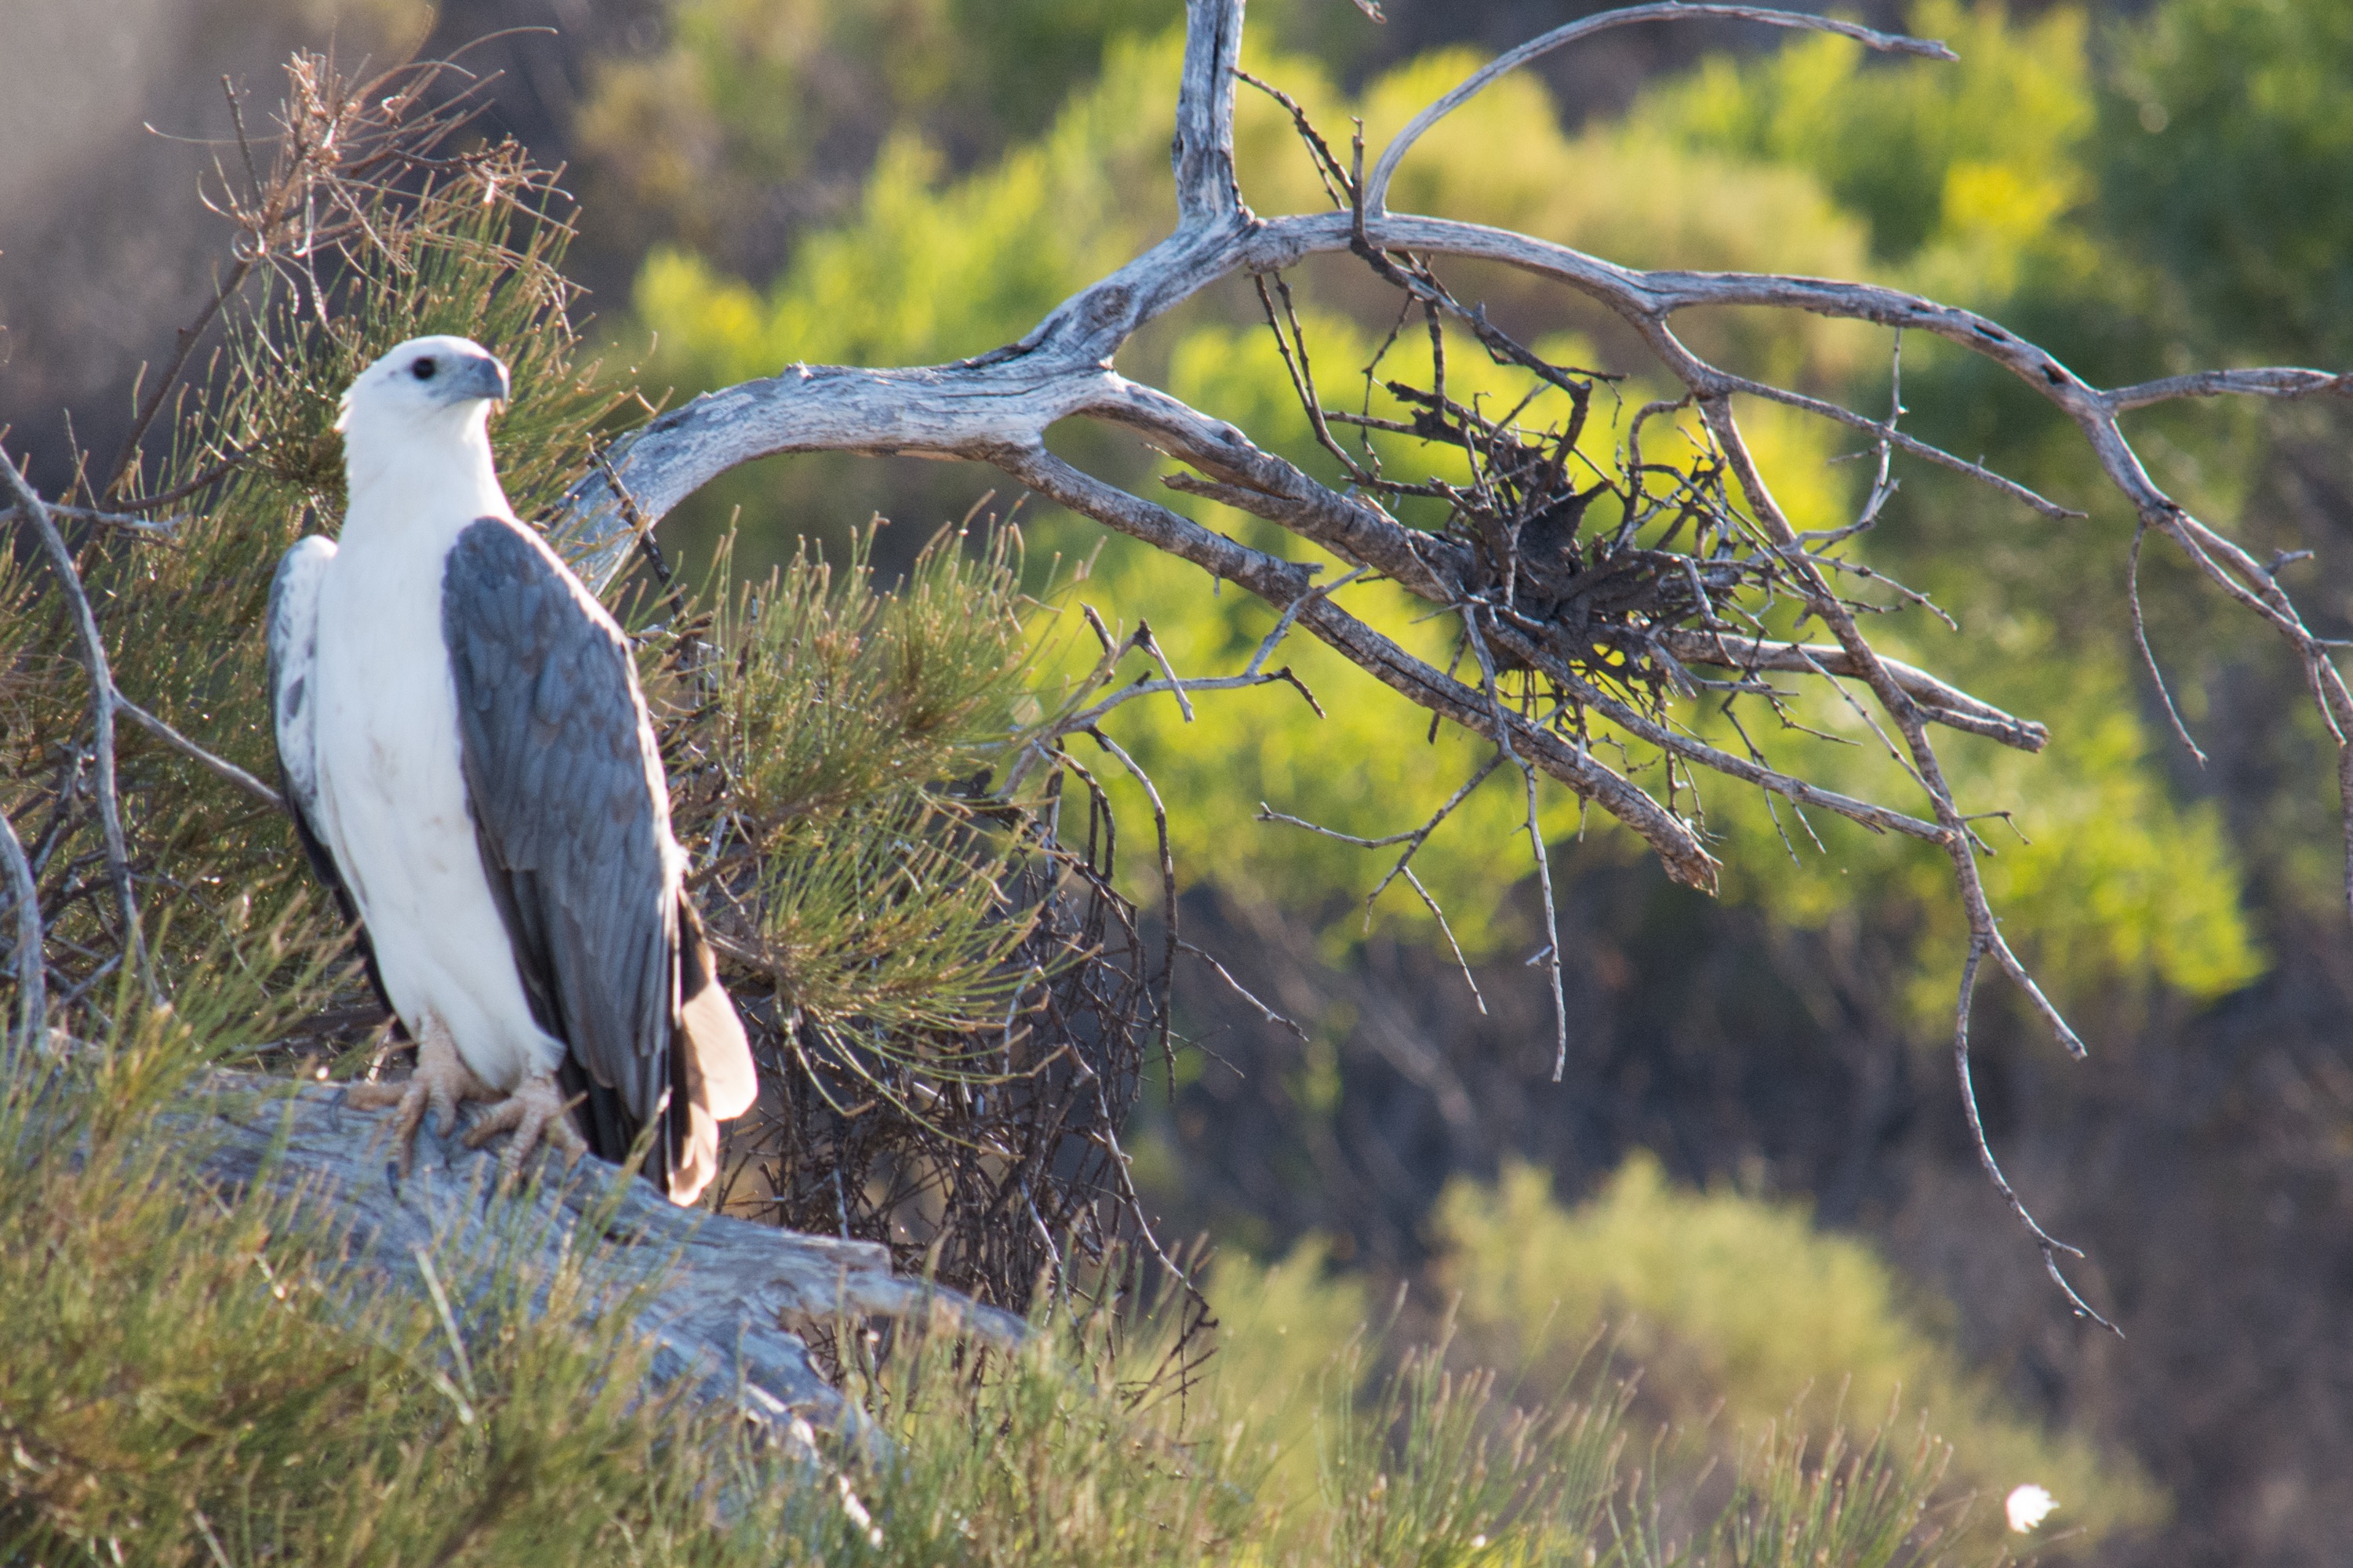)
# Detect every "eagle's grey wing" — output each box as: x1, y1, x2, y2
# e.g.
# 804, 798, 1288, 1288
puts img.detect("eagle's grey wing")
268, 536, 395, 1017
442, 516, 682, 1179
